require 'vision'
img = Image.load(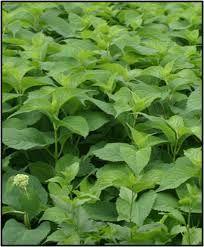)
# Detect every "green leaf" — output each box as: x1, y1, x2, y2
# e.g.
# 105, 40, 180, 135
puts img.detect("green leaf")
133, 165, 169, 193
58, 116, 89, 138
92, 163, 136, 196
52, 87, 89, 115
2, 154, 13, 171
89, 98, 116, 116
84, 201, 118, 221
92, 143, 134, 162
168, 209, 186, 225
153, 192, 178, 212
129, 126, 167, 148
60, 162, 80, 184
120, 146, 151, 175
56, 153, 80, 173
98, 63, 128, 80
10, 97, 53, 120
157, 157, 198, 192
42, 11, 75, 37
182, 227, 202, 245
3, 127, 54, 150
167, 115, 190, 139
3, 173, 48, 218
142, 66, 163, 80
132, 190, 157, 226
3, 219, 50, 245
177, 183, 201, 213
3, 118, 27, 129
29, 162, 55, 182
46, 230, 80, 245
40, 207, 67, 224
2, 93, 22, 103
21, 76, 54, 93
141, 113, 176, 144
80, 111, 109, 131
186, 88, 201, 113
116, 186, 137, 222
184, 147, 201, 168
131, 223, 170, 244
45, 229, 67, 244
